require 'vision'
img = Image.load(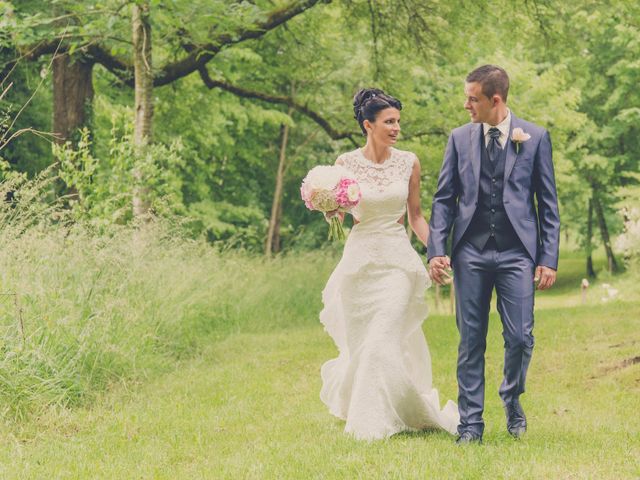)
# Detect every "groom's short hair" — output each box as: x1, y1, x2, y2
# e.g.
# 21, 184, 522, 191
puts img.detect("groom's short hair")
466, 65, 509, 102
